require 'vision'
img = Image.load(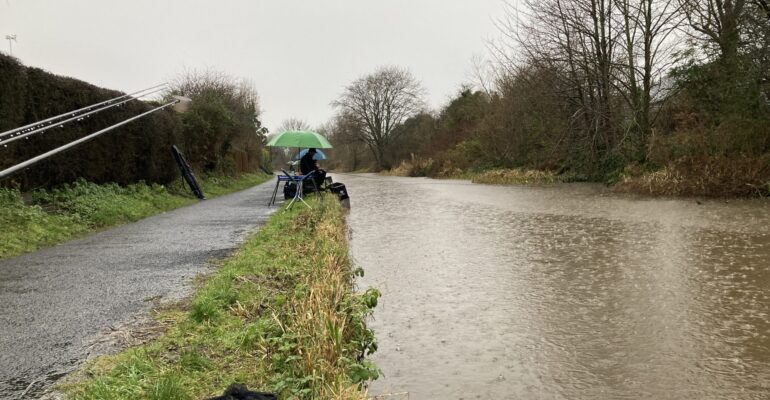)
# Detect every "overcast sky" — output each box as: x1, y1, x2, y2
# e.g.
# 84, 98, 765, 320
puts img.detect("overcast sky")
0, 0, 505, 131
